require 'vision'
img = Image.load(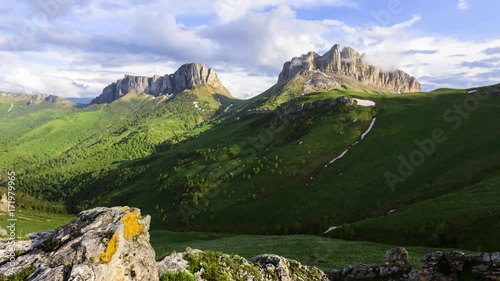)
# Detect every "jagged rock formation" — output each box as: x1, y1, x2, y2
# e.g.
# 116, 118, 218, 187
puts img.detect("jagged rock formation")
278, 44, 421, 93
91, 63, 230, 104
0, 207, 158, 281
157, 249, 329, 280
1, 207, 499, 281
